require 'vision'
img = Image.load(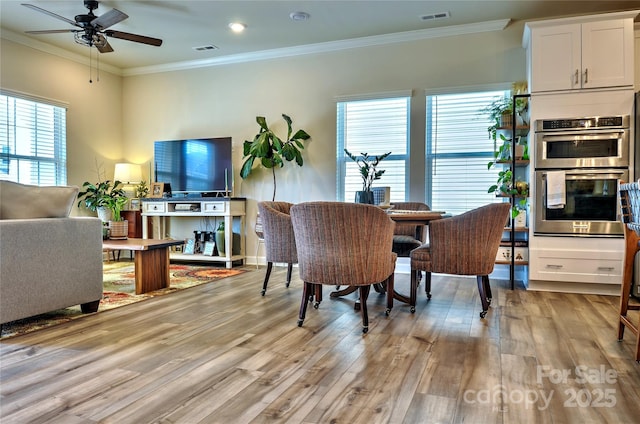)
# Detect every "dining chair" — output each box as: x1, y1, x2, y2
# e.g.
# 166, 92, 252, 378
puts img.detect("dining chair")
618, 181, 640, 361
409, 202, 510, 317
390, 201, 431, 257
291, 201, 397, 333
257, 201, 297, 296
